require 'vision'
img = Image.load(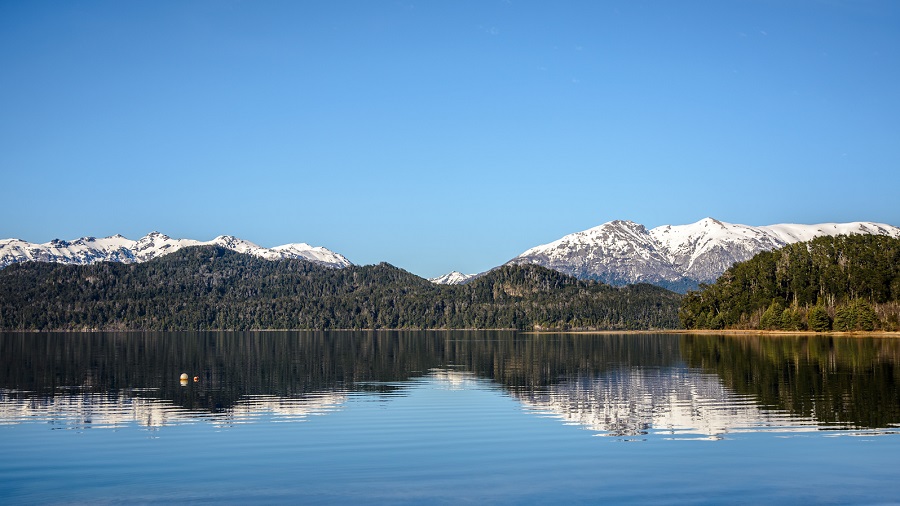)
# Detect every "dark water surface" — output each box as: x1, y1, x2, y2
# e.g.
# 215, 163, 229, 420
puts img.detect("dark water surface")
2, 331, 899, 504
